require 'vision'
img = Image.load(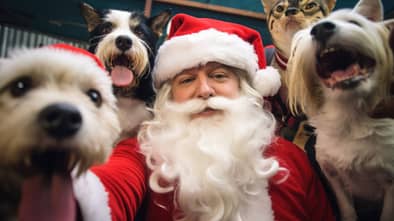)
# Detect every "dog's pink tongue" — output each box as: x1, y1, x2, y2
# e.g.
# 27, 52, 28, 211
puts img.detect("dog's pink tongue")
332, 64, 359, 79
18, 174, 76, 221
111, 65, 134, 86
324, 64, 360, 87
